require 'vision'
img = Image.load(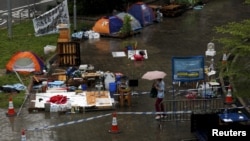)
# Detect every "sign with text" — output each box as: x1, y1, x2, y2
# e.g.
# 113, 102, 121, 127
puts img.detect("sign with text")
32, 0, 70, 36
172, 56, 205, 82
